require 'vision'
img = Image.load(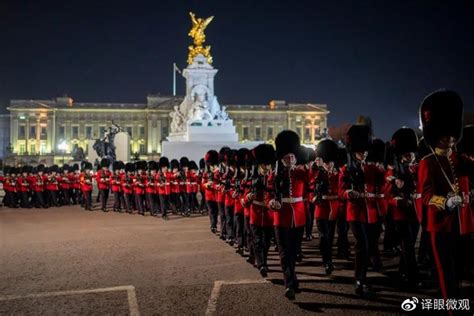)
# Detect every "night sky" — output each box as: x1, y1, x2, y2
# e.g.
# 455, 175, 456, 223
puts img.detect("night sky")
1, 0, 473, 139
